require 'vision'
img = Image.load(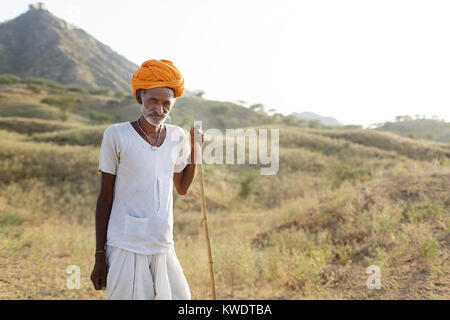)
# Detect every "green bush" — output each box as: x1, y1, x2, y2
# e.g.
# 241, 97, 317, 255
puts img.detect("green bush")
279, 148, 327, 173
41, 97, 79, 110
212, 105, 230, 115
58, 111, 69, 122
89, 88, 111, 96
238, 170, 260, 198
87, 109, 116, 124
0, 137, 99, 187
332, 162, 372, 188
24, 77, 47, 85
23, 77, 64, 91
114, 91, 126, 99
24, 77, 46, 86
26, 83, 42, 93
0, 117, 82, 135
30, 126, 106, 146
0, 104, 64, 120
0, 74, 21, 85
106, 99, 119, 107
41, 97, 61, 106
66, 86, 86, 93
46, 81, 64, 90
